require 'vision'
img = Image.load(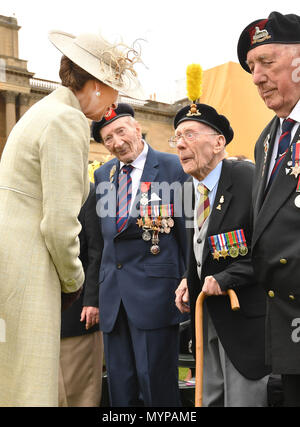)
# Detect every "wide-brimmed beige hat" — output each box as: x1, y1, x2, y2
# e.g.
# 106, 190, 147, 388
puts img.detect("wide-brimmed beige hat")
49, 30, 146, 100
